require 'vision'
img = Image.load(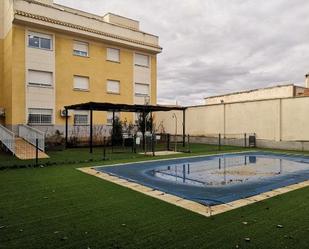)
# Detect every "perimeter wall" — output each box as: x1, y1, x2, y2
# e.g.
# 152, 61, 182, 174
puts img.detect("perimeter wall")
155, 96, 309, 151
